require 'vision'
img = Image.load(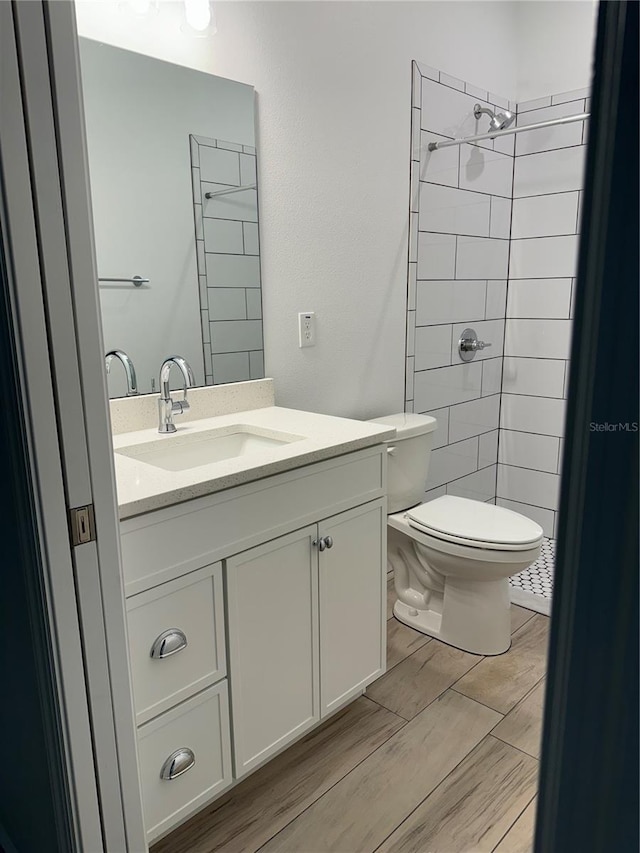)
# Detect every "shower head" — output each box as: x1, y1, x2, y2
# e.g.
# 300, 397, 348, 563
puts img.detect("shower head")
473, 103, 515, 134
